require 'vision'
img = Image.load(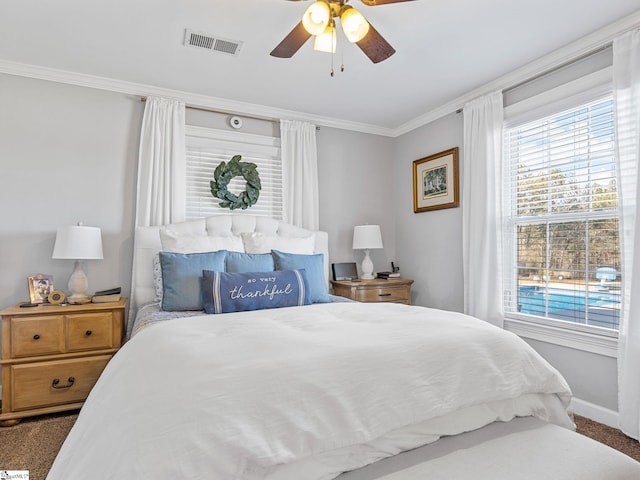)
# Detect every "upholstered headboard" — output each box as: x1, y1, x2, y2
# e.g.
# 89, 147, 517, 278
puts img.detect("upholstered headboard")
130, 214, 329, 323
